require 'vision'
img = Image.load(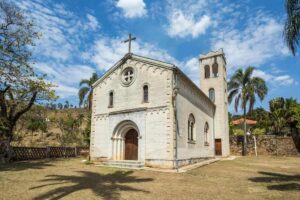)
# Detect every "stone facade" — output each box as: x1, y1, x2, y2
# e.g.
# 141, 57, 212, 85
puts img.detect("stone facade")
200, 49, 230, 156
230, 135, 299, 156
90, 51, 230, 169
176, 72, 215, 160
